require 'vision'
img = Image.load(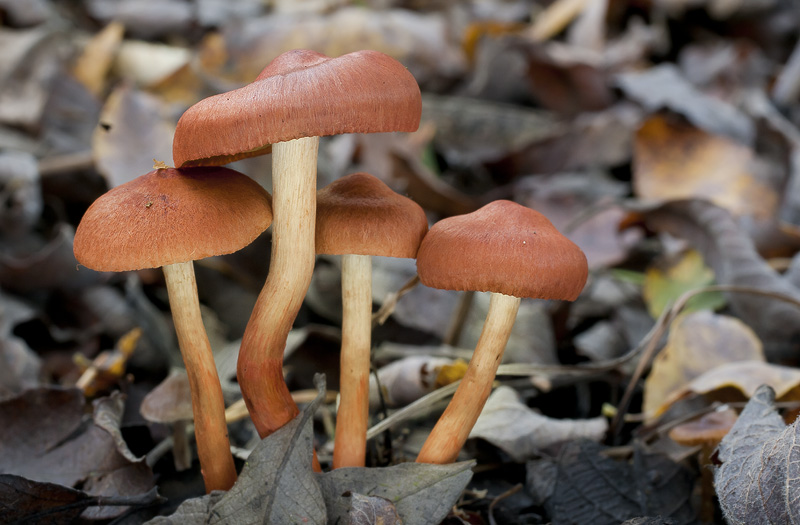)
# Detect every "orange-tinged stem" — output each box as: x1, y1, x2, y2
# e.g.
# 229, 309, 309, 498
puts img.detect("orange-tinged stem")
163, 261, 237, 492
237, 137, 321, 471
333, 254, 372, 468
416, 292, 521, 464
